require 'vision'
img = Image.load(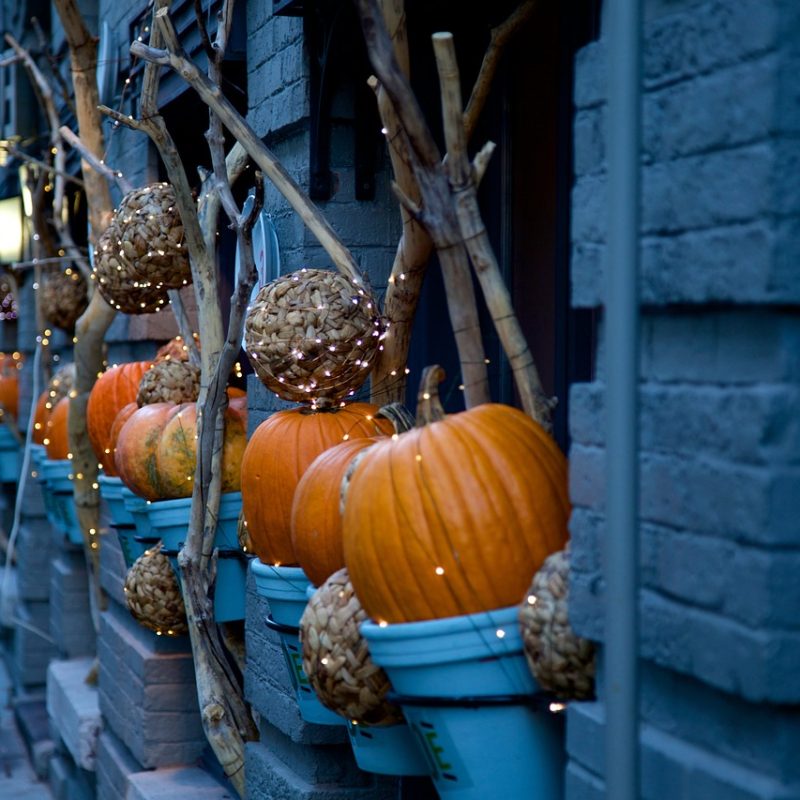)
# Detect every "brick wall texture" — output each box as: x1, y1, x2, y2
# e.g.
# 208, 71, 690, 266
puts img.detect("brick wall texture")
567, 0, 800, 798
